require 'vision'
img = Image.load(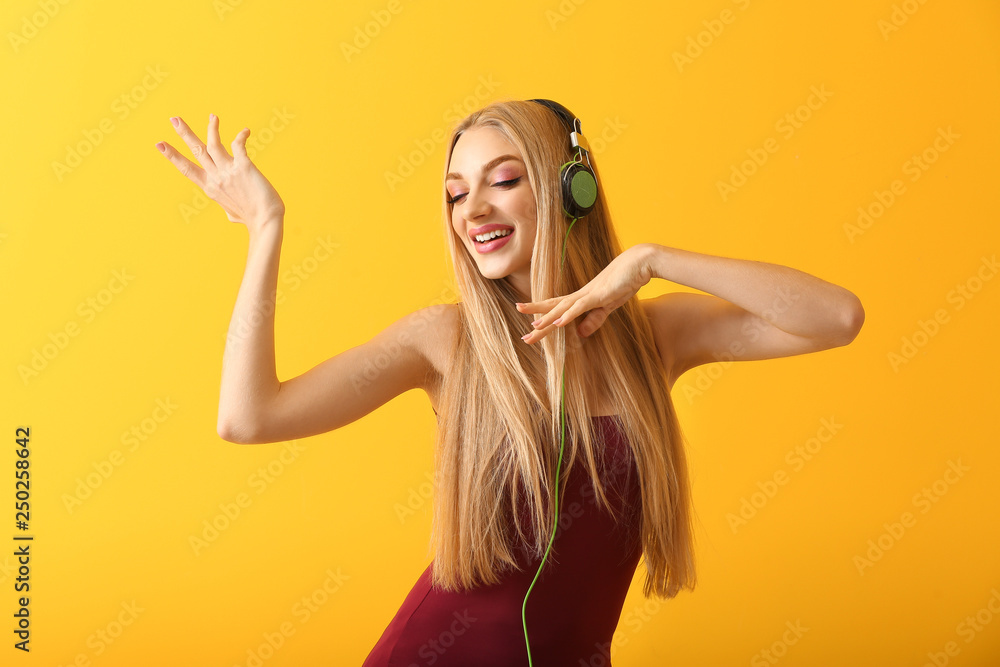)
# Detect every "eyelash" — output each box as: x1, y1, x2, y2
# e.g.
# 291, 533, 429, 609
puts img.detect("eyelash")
446, 177, 521, 205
